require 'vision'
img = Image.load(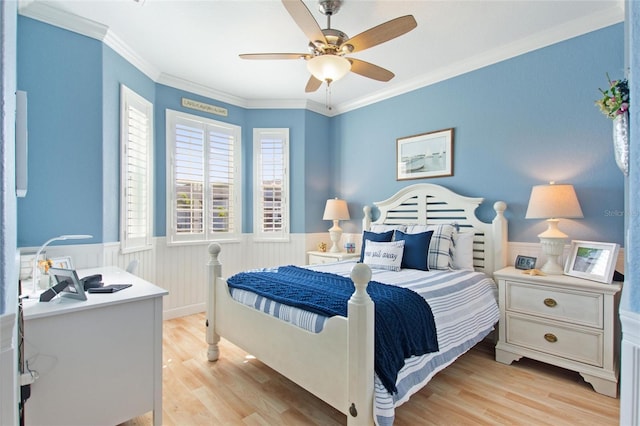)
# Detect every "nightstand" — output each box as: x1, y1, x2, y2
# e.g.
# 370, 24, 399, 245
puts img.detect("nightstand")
494, 266, 622, 397
307, 251, 359, 265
